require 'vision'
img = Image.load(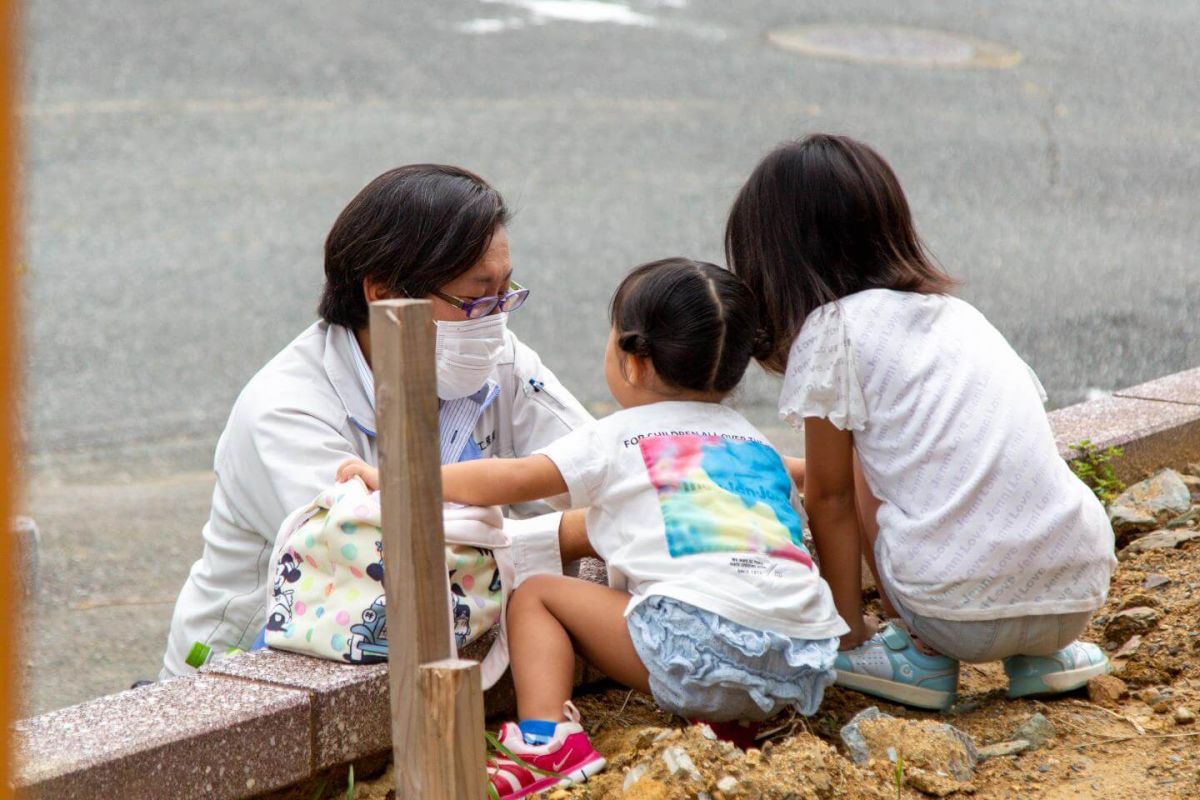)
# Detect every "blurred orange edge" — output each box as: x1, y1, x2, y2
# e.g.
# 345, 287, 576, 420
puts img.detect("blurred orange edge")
1, 0, 20, 797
